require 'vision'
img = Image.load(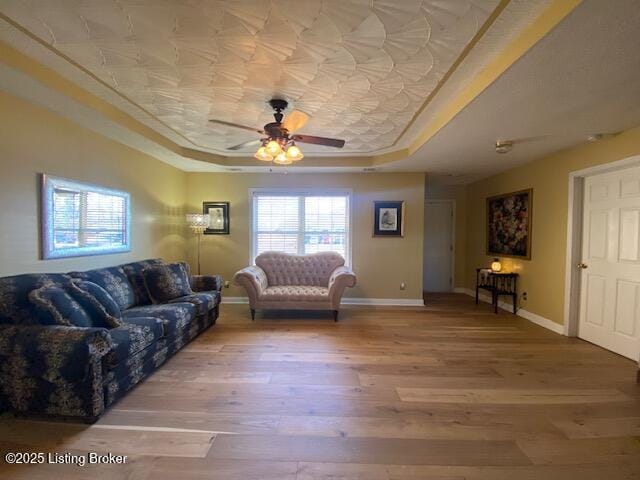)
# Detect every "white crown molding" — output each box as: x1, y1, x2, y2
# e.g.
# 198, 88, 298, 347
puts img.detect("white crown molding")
453, 288, 564, 335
